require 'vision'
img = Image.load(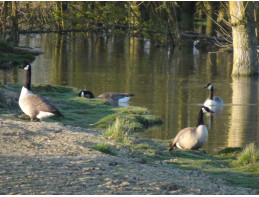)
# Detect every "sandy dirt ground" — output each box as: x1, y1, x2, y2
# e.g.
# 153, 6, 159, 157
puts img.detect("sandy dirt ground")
0, 117, 258, 195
